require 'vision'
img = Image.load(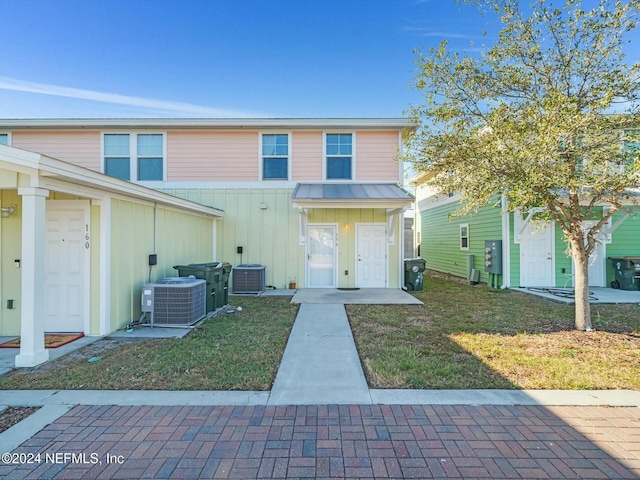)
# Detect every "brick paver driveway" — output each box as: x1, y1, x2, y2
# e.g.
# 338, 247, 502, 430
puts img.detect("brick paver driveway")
2, 403, 639, 479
